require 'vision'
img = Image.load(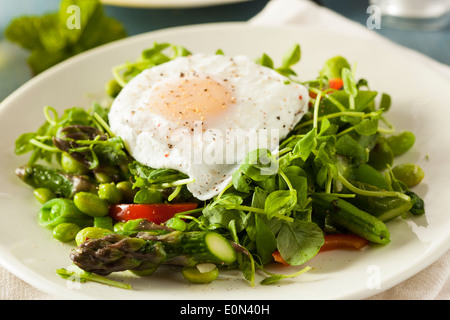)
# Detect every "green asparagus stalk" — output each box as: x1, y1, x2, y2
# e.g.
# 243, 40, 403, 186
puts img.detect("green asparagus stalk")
15, 164, 97, 198
312, 194, 391, 244
70, 230, 237, 276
